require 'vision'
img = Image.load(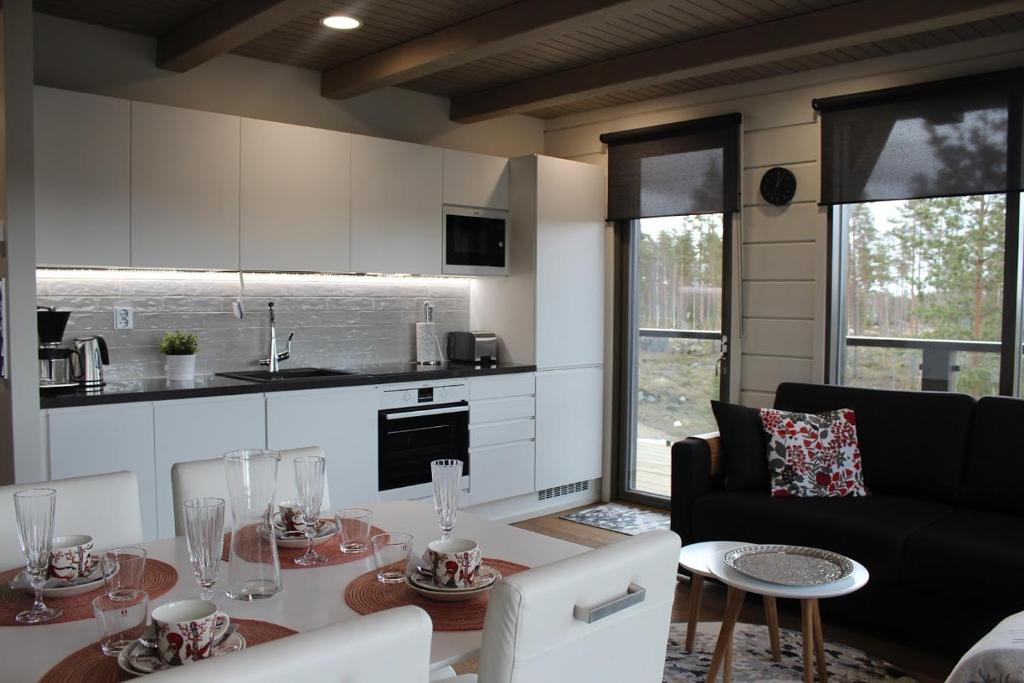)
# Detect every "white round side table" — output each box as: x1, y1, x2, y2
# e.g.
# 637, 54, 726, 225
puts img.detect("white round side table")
705, 550, 870, 683
678, 541, 782, 663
